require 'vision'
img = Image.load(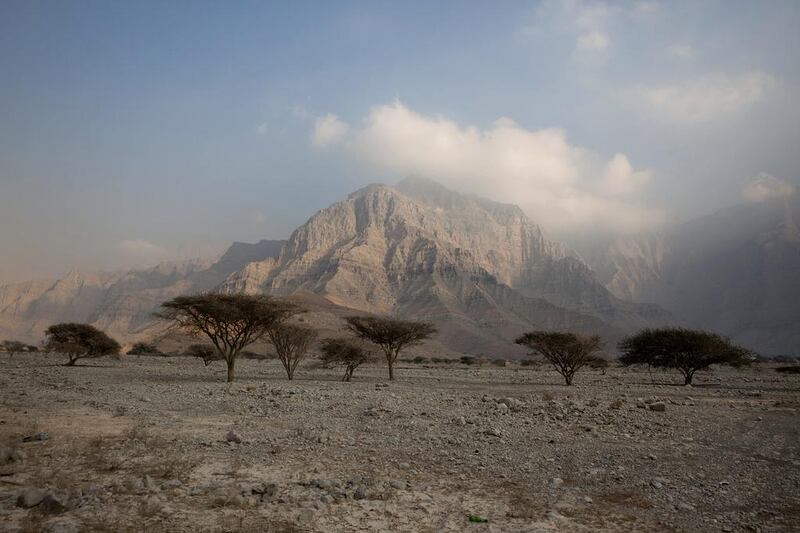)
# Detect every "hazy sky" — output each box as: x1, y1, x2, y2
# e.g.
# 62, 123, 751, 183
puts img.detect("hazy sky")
1, 1, 798, 283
